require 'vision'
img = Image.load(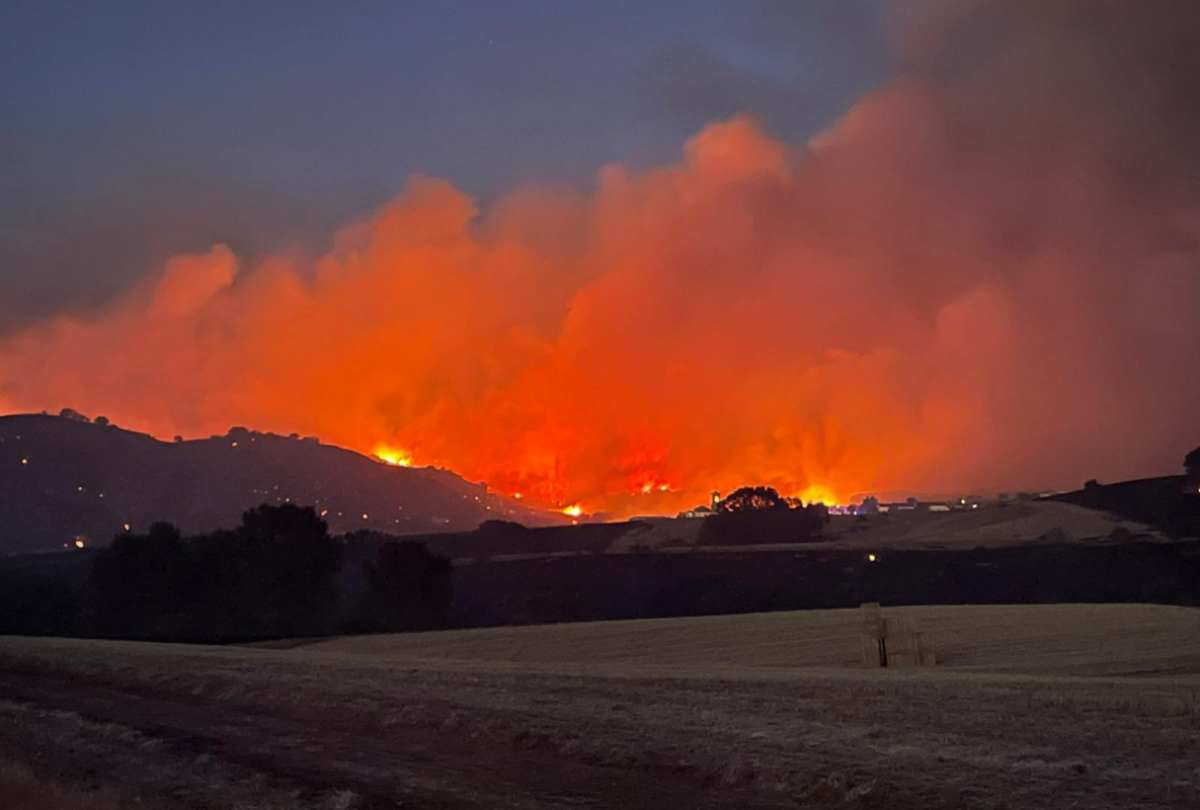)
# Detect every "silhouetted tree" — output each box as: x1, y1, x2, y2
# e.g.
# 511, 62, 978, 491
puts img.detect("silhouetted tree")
717, 486, 786, 512
355, 541, 452, 632
86, 521, 187, 639
238, 503, 342, 638
701, 486, 825, 546
1185, 447, 1200, 480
